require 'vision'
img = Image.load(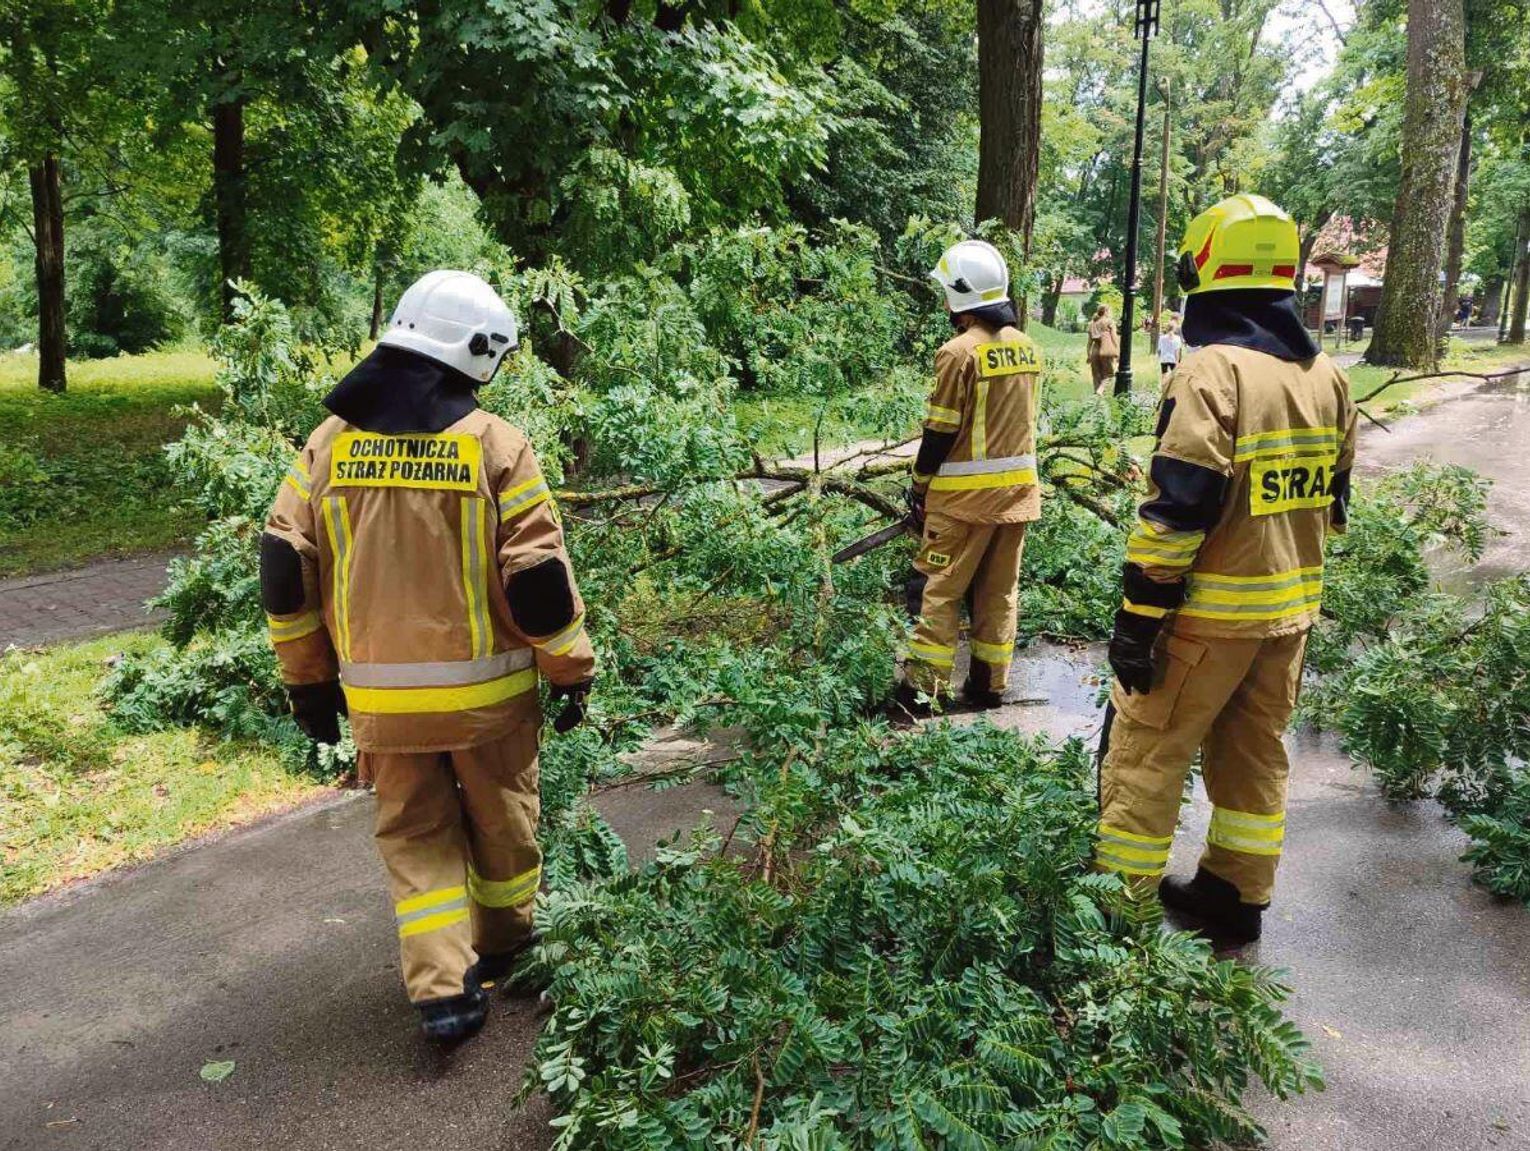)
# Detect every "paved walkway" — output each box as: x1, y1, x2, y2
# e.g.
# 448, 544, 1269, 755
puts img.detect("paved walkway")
3, 372, 1530, 1150
0, 552, 178, 649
